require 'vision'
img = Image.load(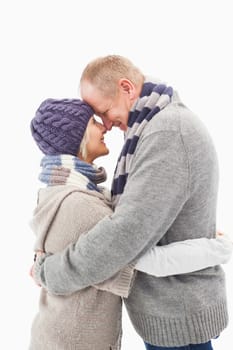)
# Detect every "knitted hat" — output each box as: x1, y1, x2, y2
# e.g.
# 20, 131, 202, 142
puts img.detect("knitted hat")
30, 98, 94, 155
